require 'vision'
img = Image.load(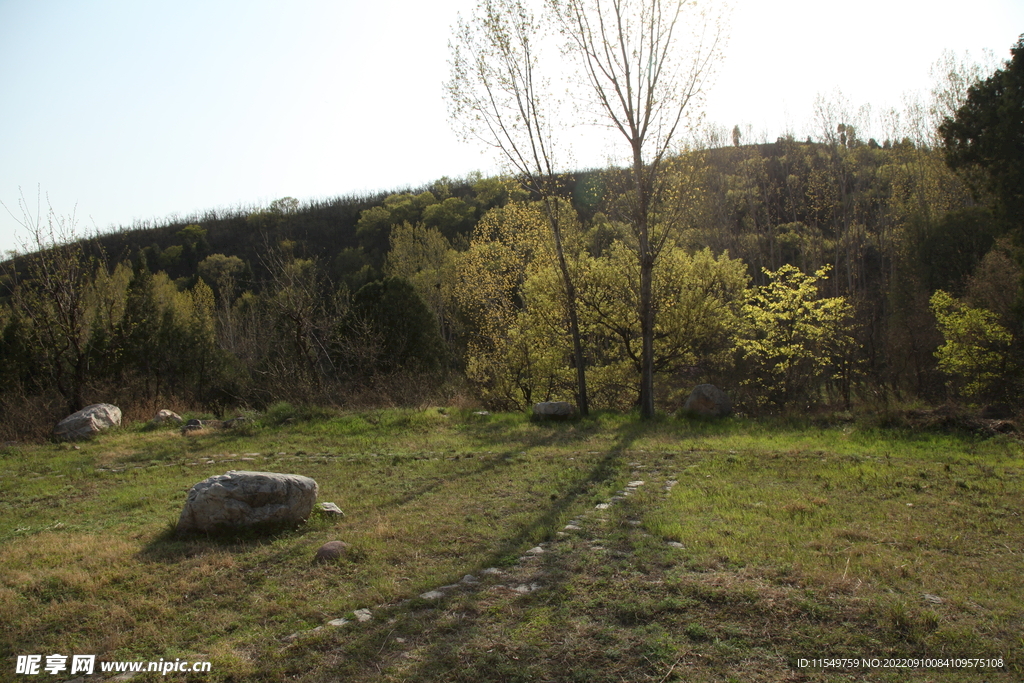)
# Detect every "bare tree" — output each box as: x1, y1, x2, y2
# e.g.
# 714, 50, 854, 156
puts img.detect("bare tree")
551, 0, 726, 417
447, 0, 591, 415
2, 189, 98, 414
